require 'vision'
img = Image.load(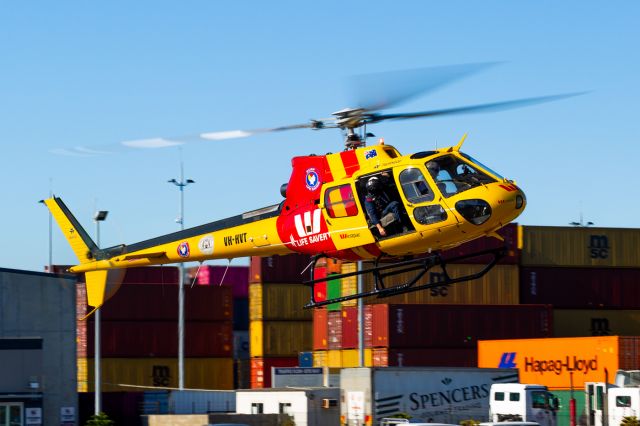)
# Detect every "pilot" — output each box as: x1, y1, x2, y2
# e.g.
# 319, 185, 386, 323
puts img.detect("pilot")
364, 175, 402, 237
